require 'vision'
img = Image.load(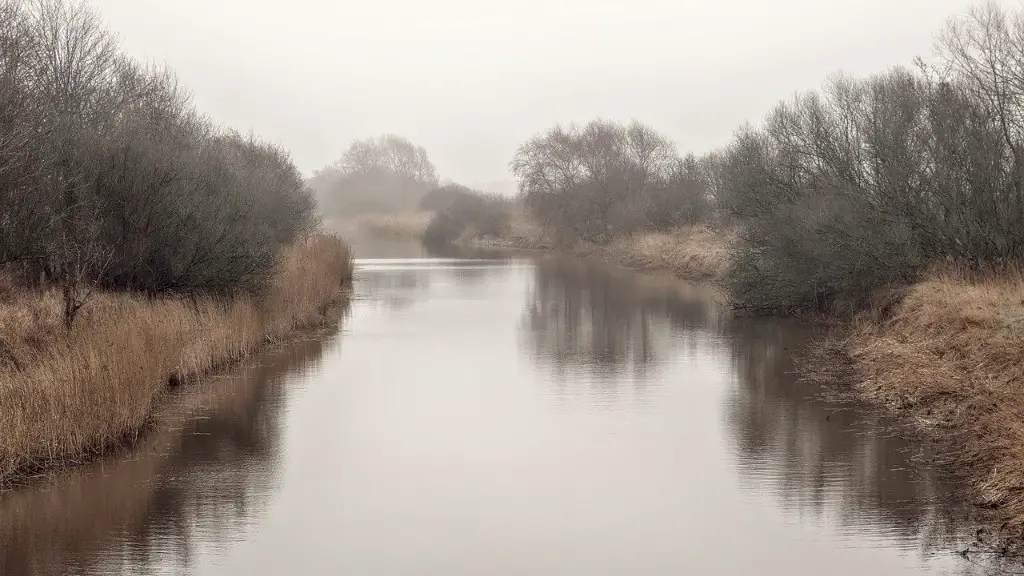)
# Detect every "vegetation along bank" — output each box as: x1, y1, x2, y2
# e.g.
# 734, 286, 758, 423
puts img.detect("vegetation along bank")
0, 0, 353, 488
